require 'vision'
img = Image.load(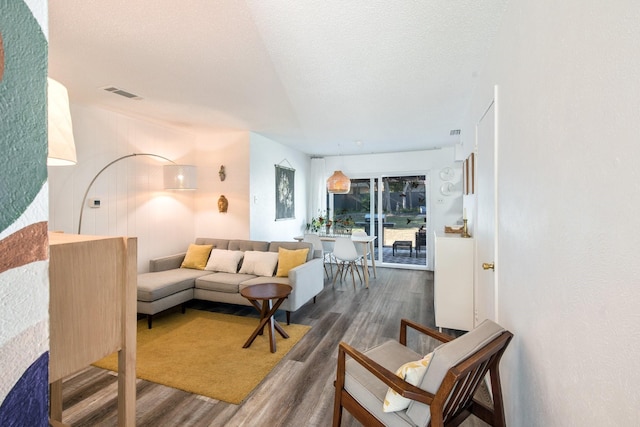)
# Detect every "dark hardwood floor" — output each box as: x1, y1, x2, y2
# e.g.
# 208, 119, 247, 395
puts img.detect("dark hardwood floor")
56, 267, 489, 427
